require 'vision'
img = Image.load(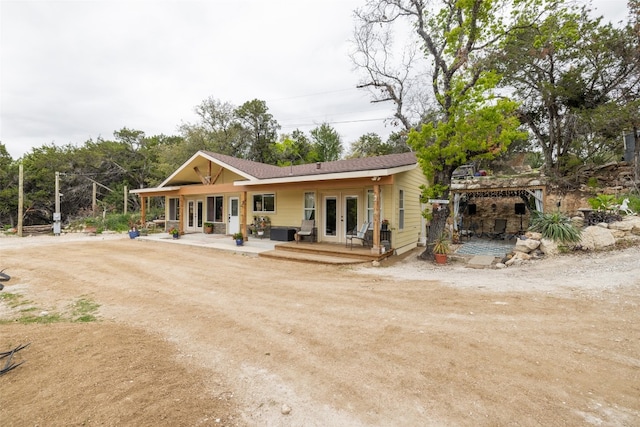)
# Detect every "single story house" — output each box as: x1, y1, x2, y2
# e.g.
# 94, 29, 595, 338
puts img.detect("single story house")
130, 150, 428, 255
